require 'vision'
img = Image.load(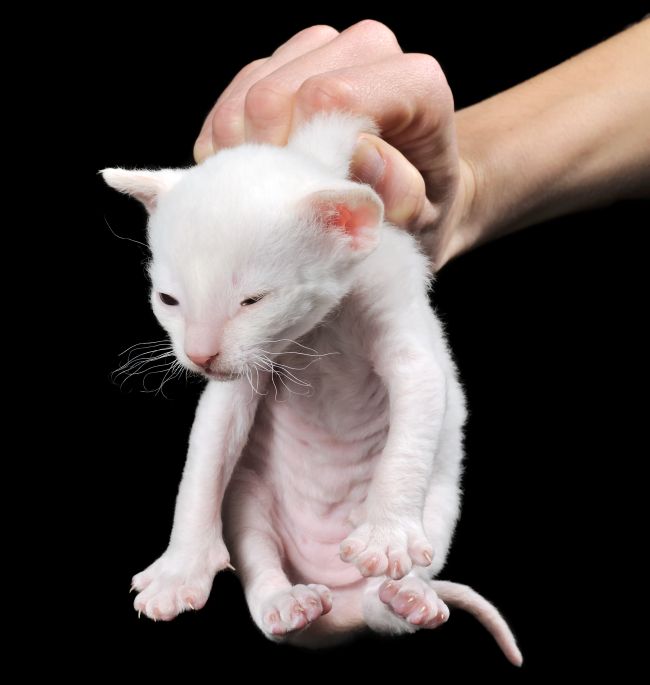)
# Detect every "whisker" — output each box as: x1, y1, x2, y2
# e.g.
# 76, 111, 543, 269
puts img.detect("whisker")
258, 338, 320, 354
112, 352, 175, 378
271, 364, 312, 387
273, 368, 312, 396
264, 358, 324, 372
254, 366, 265, 396
244, 365, 254, 402
252, 354, 274, 372
142, 363, 174, 393
268, 367, 280, 401
118, 339, 170, 356
125, 360, 175, 379
248, 365, 267, 397
122, 345, 172, 364
154, 360, 181, 398
259, 349, 339, 359
114, 357, 167, 378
